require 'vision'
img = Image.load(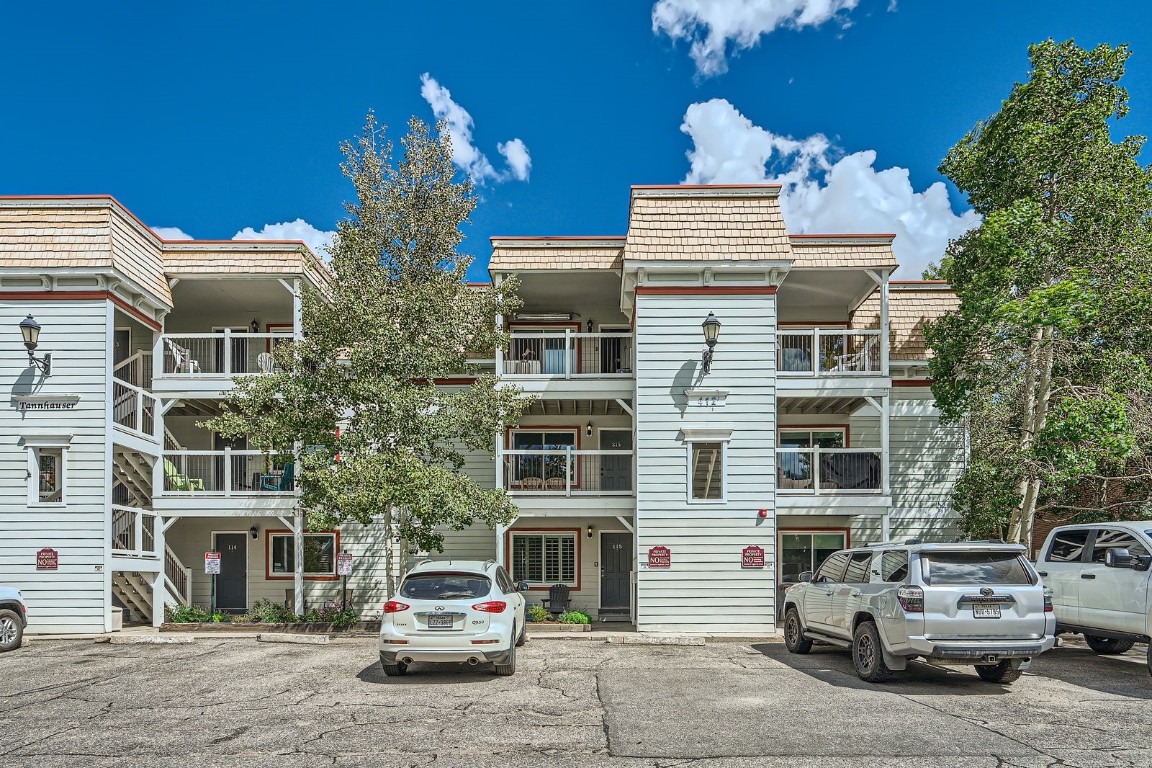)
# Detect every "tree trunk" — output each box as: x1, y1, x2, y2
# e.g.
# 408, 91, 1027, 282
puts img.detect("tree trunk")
1008, 326, 1055, 550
